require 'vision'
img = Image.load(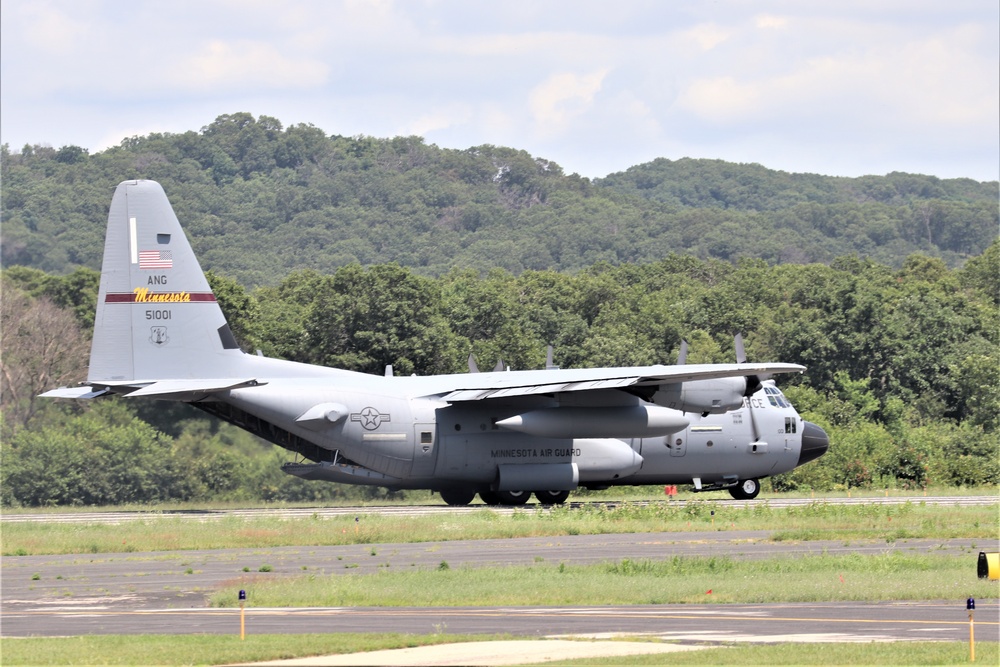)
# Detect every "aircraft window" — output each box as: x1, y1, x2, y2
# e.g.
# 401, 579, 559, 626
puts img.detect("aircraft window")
767, 395, 778, 407
157, 233, 171, 244
773, 388, 790, 408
